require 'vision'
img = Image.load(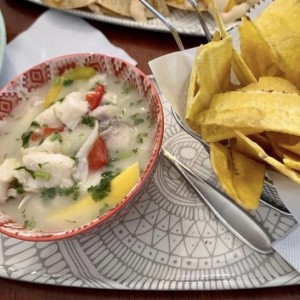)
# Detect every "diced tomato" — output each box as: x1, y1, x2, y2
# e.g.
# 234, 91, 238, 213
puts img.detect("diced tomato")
30, 133, 41, 141
43, 127, 63, 137
86, 84, 105, 110
30, 127, 64, 141
88, 137, 108, 171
